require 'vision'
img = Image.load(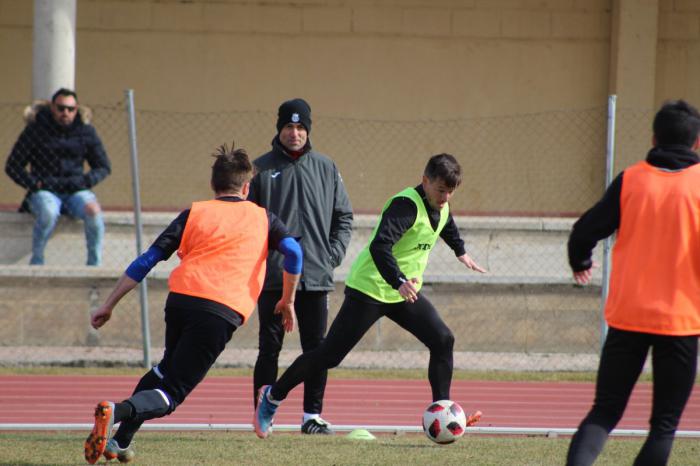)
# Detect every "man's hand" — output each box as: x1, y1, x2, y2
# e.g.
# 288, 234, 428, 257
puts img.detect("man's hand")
90, 305, 113, 329
457, 253, 487, 273
398, 278, 420, 303
572, 261, 598, 285
274, 299, 296, 333
573, 269, 593, 285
